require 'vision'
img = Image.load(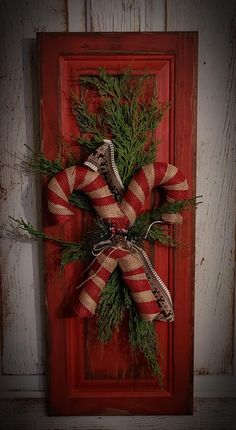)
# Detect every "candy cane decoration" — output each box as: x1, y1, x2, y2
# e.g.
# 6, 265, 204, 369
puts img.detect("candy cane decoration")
47, 165, 129, 230
47, 158, 188, 321
121, 162, 188, 226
